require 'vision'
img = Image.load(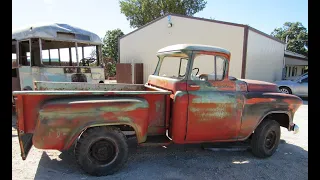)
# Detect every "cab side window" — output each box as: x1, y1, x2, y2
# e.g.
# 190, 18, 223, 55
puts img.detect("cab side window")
191, 54, 226, 81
